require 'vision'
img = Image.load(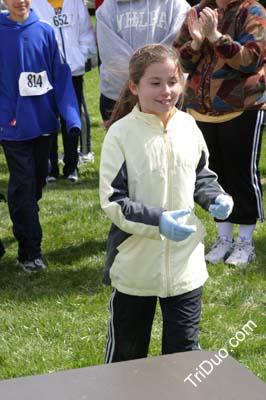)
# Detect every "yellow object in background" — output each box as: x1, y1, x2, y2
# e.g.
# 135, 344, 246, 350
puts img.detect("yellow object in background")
48, 0, 64, 9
